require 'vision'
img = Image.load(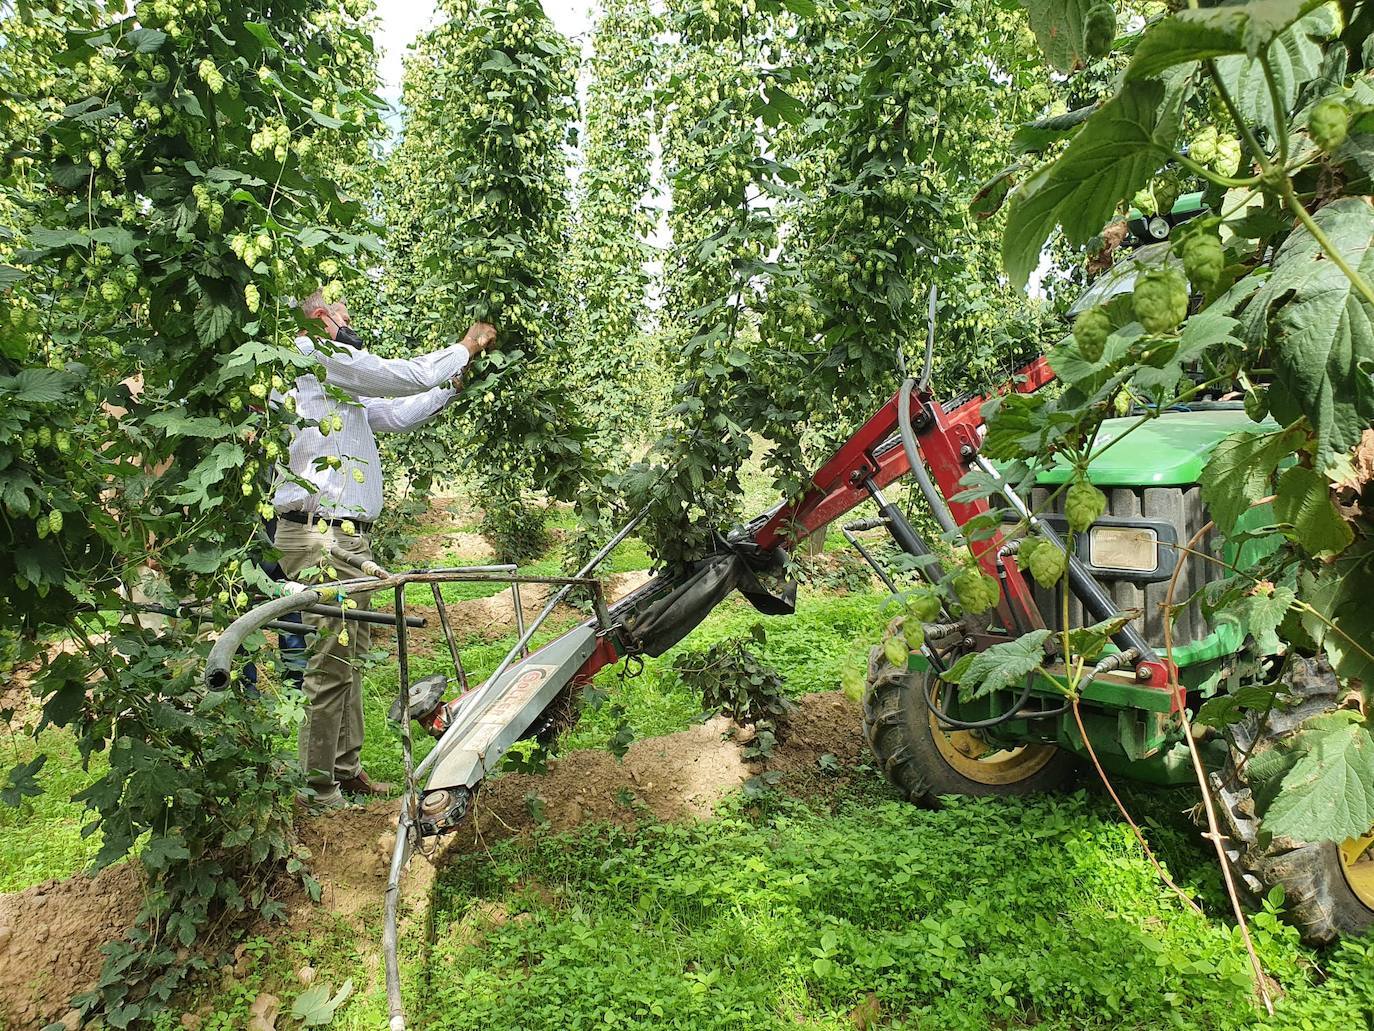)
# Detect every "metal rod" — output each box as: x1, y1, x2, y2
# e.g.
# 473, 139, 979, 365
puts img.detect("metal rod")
305, 604, 425, 628
864, 478, 945, 584
383, 810, 412, 1030
431, 582, 468, 693
974, 456, 1159, 665
841, 523, 898, 593
512, 578, 528, 659
395, 585, 416, 816
265, 619, 314, 635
